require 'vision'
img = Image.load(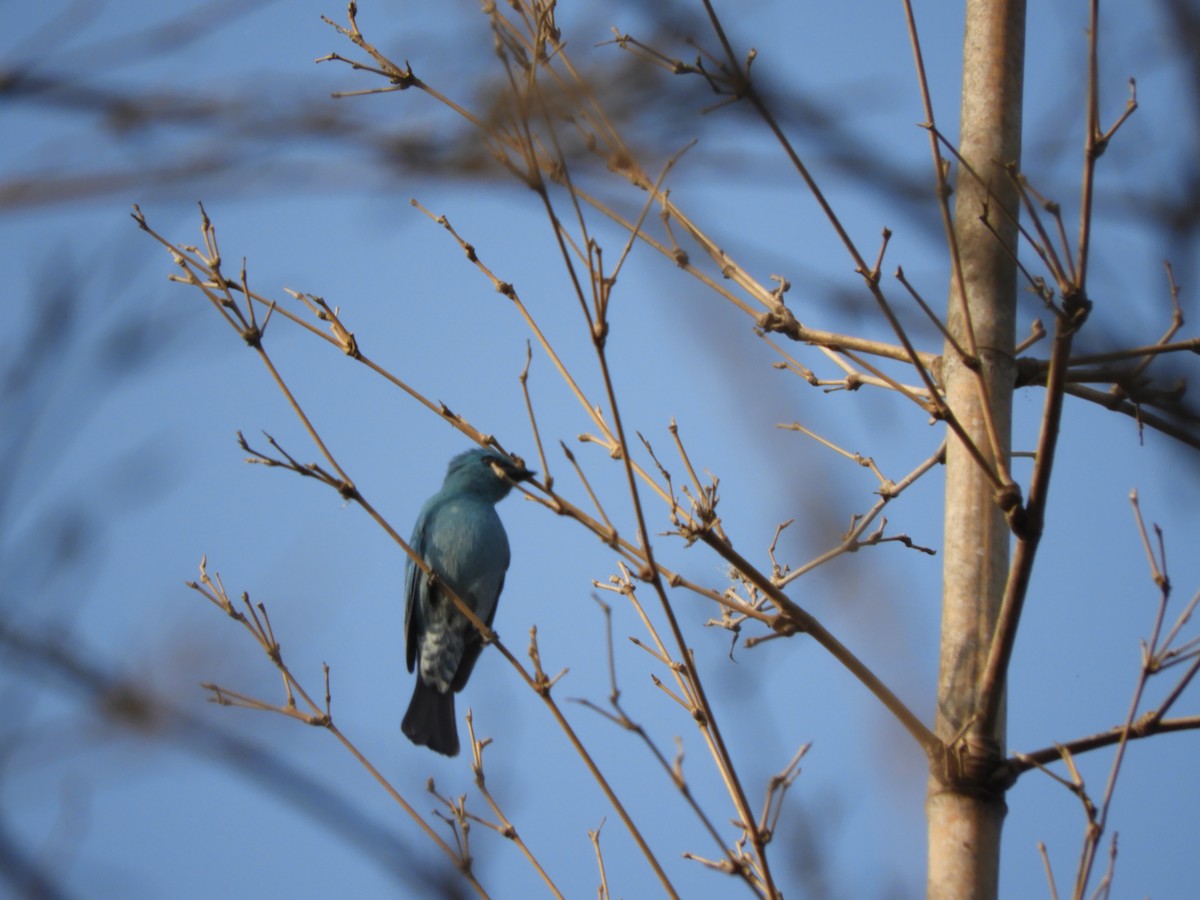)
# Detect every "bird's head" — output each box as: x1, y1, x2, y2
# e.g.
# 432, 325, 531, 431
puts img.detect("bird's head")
443, 447, 535, 501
